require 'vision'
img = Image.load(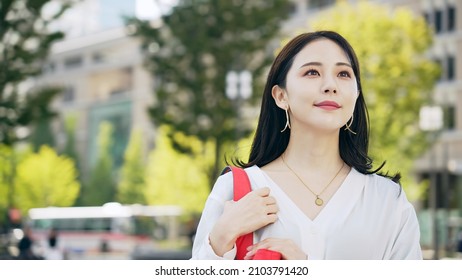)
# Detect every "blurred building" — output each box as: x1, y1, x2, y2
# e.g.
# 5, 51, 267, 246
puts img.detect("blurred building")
34, 0, 160, 177
381, 0, 461, 201
385, 0, 462, 255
